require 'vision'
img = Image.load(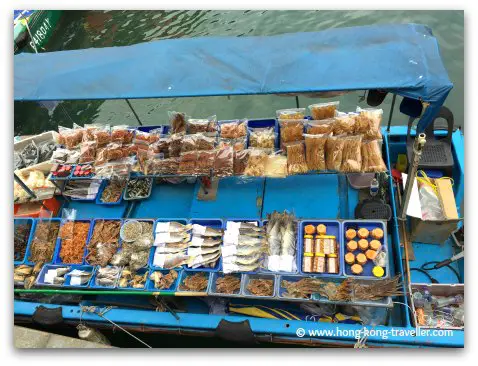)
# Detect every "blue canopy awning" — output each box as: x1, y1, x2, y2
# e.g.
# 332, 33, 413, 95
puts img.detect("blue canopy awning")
14, 23, 453, 131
